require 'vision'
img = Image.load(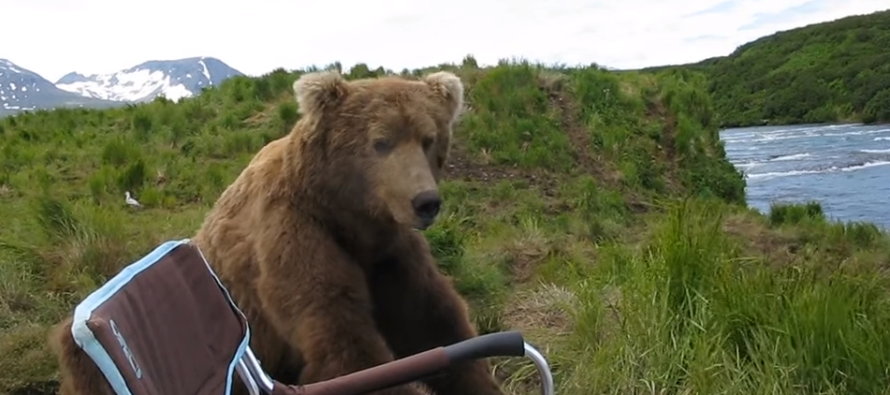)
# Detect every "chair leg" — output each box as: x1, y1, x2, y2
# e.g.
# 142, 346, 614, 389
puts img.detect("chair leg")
236, 360, 262, 395
237, 347, 276, 394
